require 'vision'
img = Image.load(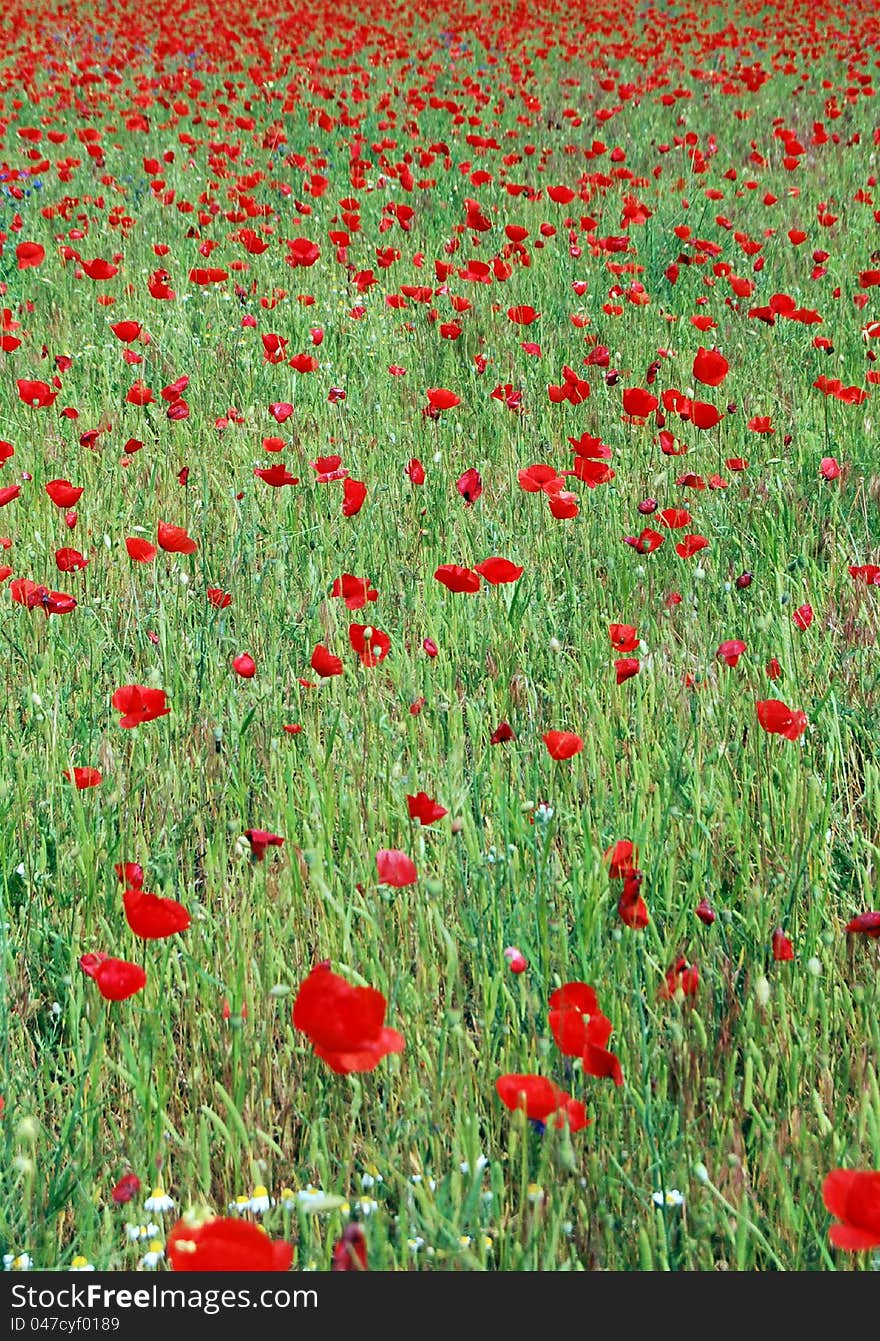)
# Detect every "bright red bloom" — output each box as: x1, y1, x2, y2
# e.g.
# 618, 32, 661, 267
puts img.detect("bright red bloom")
331, 574, 378, 610
55, 548, 88, 573
456, 468, 483, 506
244, 830, 284, 861
425, 387, 460, 411
822, 1170, 880, 1251
792, 603, 814, 631
376, 849, 417, 887
46, 479, 83, 508
64, 767, 102, 789
123, 889, 190, 939
717, 639, 746, 668
406, 792, 447, 825
157, 521, 197, 555
125, 537, 157, 563
692, 347, 729, 387
293, 963, 404, 1074
495, 1074, 590, 1132
604, 840, 639, 880
232, 653, 257, 678
772, 927, 795, 961
435, 564, 481, 593
609, 624, 638, 653
615, 658, 640, 684
80, 954, 146, 1002
850, 565, 880, 586
659, 957, 699, 1001
207, 589, 232, 609
491, 720, 516, 744
342, 478, 367, 516
167, 1216, 293, 1272
112, 685, 170, 728
474, 557, 523, 585
311, 644, 343, 677
17, 379, 57, 409
543, 730, 583, 760
349, 624, 390, 667
756, 699, 808, 741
